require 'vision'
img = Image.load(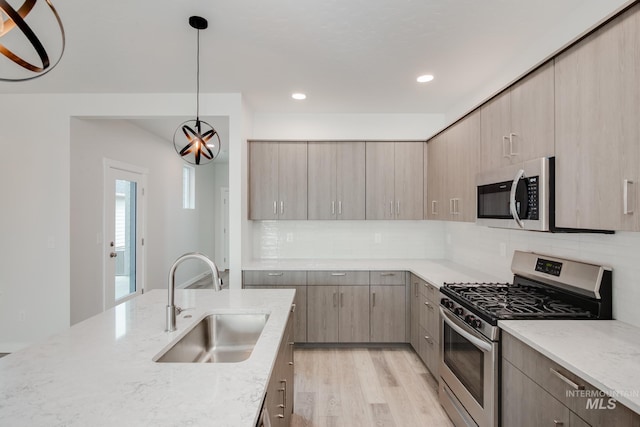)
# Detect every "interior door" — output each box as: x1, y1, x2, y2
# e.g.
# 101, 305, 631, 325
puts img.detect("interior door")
104, 161, 146, 309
